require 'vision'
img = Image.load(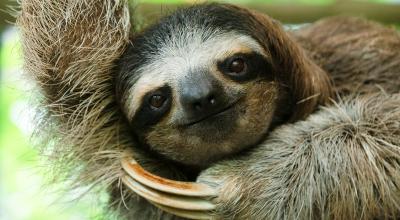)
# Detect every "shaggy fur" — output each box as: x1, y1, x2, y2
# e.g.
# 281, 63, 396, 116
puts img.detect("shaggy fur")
199, 93, 400, 219
18, 0, 131, 190
18, 1, 185, 218
17, 0, 400, 219
294, 16, 400, 95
